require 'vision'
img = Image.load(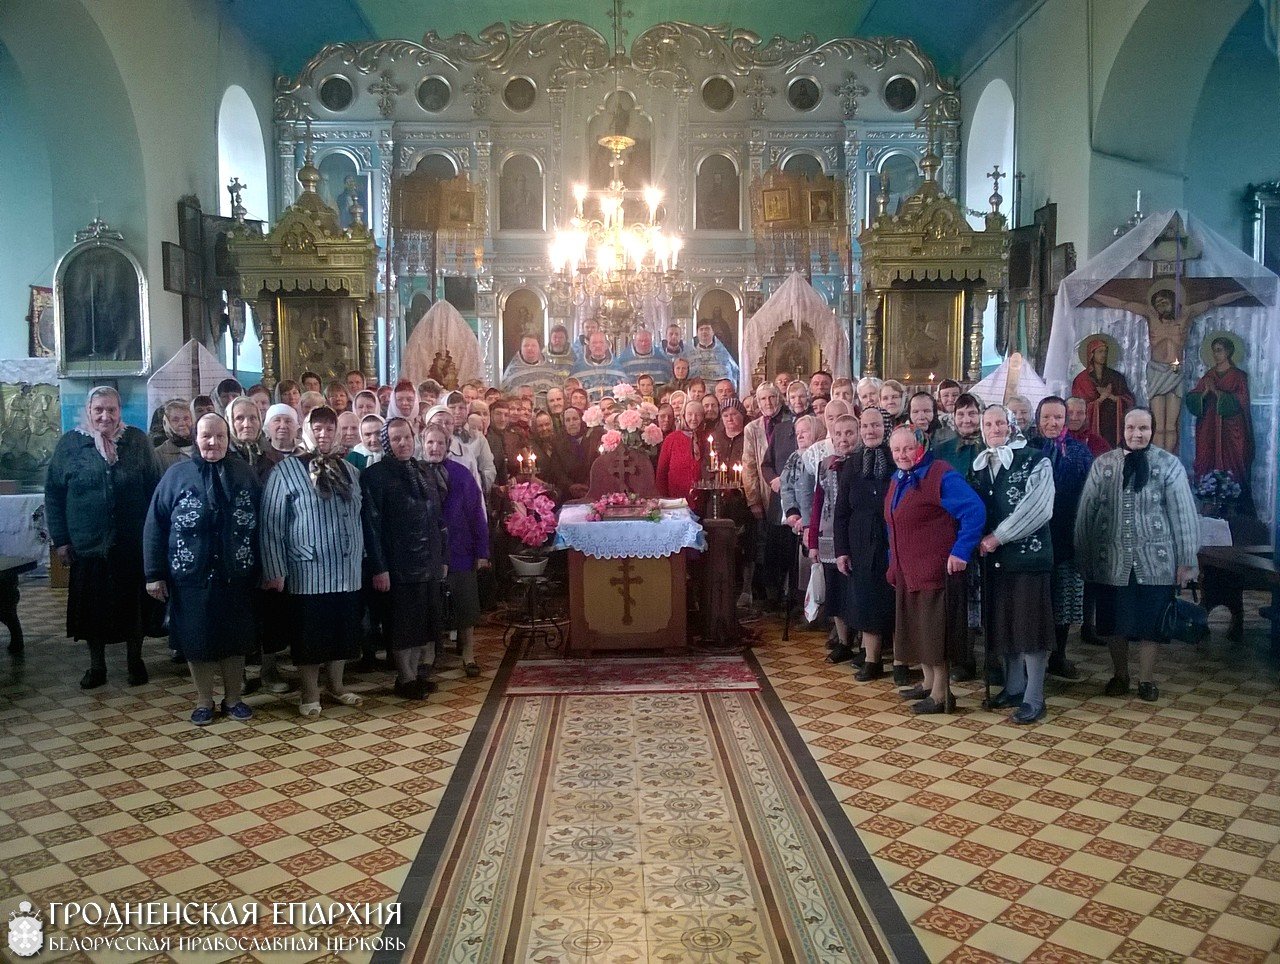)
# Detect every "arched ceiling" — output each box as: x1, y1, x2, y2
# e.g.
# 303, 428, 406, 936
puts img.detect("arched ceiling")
223, 0, 1040, 79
